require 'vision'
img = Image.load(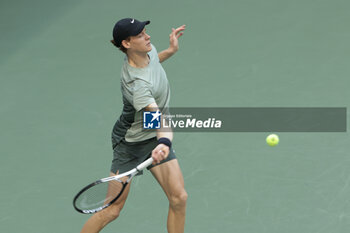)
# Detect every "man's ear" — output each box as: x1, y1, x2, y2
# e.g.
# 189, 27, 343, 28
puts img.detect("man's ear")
121, 39, 131, 49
